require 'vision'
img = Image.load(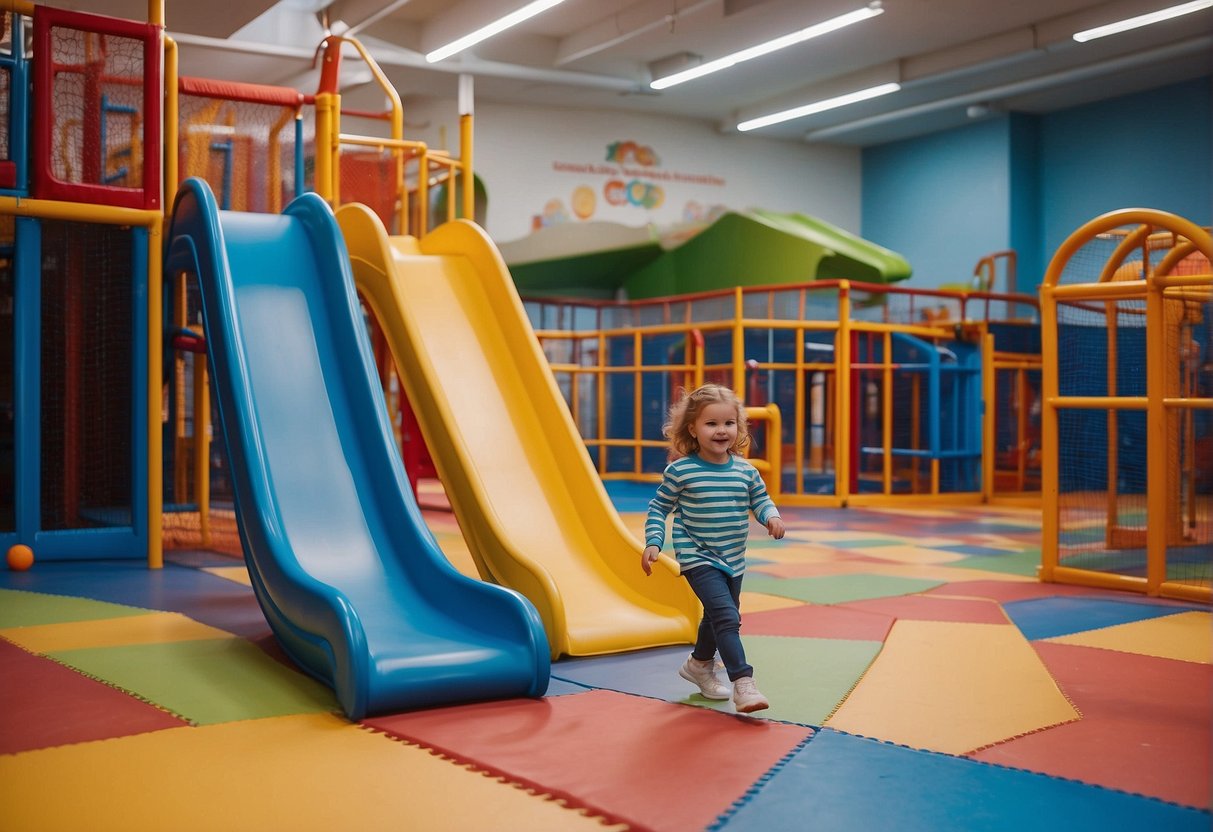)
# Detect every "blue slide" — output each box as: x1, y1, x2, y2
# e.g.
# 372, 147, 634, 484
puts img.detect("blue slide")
164, 178, 549, 719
